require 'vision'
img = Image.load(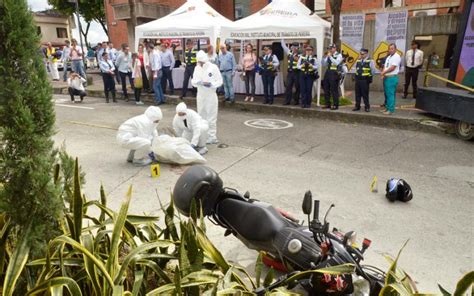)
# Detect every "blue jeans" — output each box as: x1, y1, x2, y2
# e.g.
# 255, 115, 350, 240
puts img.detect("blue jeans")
221, 71, 234, 101
63, 61, 69, 81
383, 76, 399, 113
71, 60, 86, 78
153, 70, 164, 103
